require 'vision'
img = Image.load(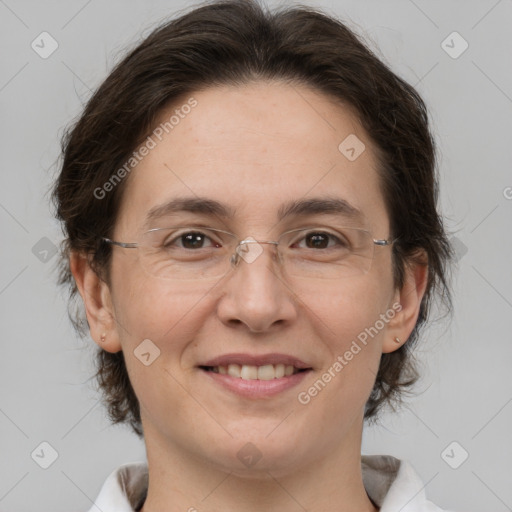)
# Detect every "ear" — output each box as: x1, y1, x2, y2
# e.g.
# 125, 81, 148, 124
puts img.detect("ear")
382, 251, 429, 354
69, 251, 122, 353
